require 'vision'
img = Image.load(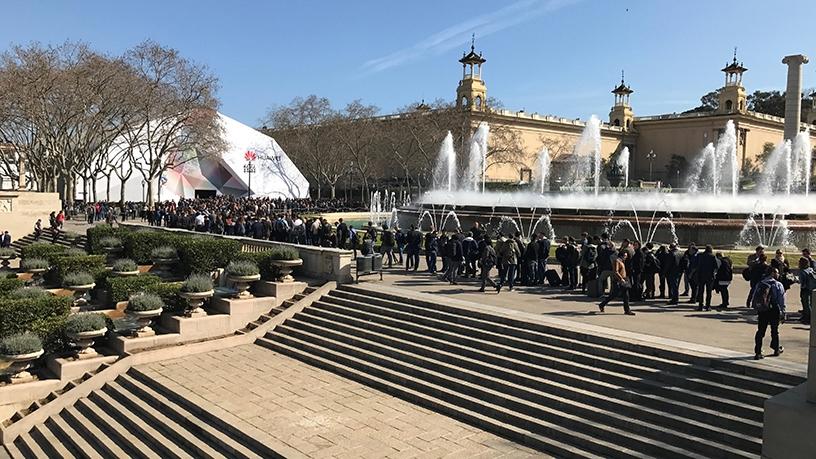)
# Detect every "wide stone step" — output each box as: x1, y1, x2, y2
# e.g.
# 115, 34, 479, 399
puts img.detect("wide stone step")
314, 296, 764, 422
116, 371, 271, 458
338, 284, 804, 387
73, 397, 154, 458
266, 325, 718, 459
60, 405, 132, 457
256, 335, 613, 459
294, 307, 762, 451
